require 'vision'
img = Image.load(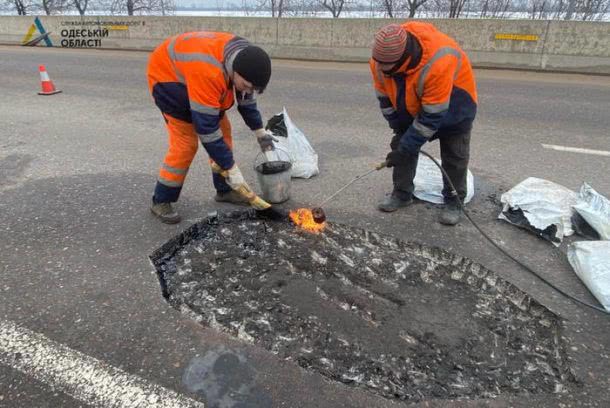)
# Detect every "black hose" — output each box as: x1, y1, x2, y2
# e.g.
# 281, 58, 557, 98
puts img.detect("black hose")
418, 150, 609, 315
